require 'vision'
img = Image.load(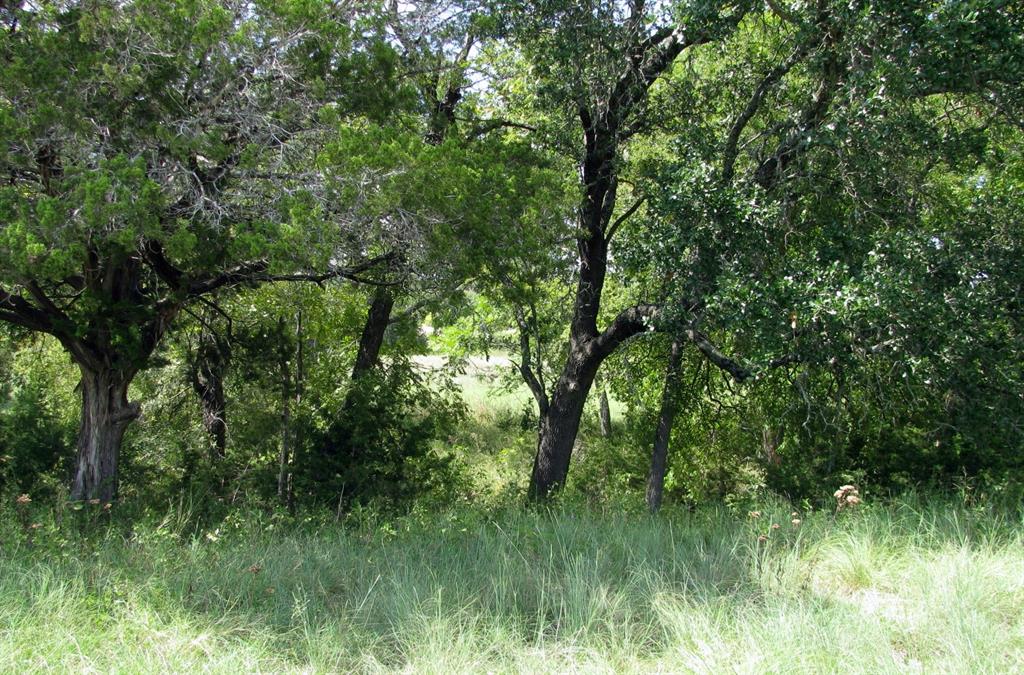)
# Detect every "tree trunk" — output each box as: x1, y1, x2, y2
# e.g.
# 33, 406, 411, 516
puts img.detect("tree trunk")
527, 203, 611, 500
526, 22, 693, 499
290, 310, 303, 514
647, 338, 684, 513
189, 331, 230, 460
204, 392, 227, 458
526, 298, 659, 501
529, 348, 603, 499
350, 287, 395, 380
277, 316, 292, 503
598, 387, 612, 437
71, 366, 140, 502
